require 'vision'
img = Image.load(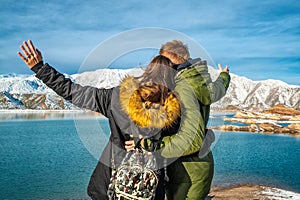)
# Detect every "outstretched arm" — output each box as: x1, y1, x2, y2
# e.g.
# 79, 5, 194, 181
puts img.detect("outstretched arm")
17, 40, 112, 117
